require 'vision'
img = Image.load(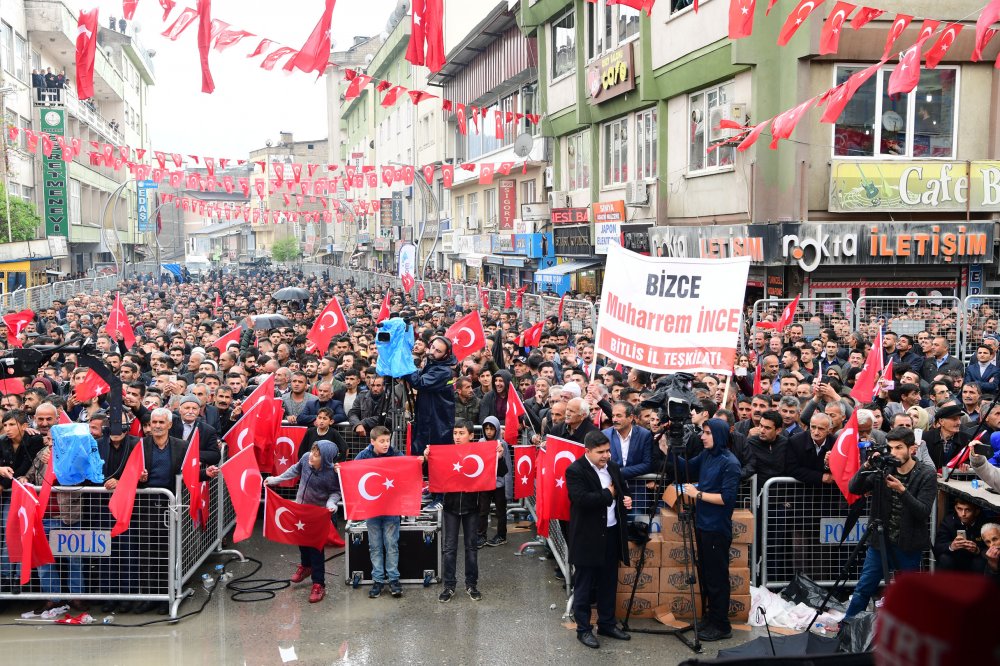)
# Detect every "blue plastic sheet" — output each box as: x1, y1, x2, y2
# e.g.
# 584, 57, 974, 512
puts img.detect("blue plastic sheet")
51, 423, 105, 485
376, 317, 417, 378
